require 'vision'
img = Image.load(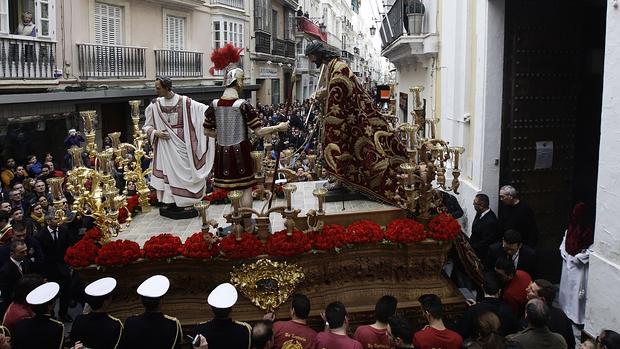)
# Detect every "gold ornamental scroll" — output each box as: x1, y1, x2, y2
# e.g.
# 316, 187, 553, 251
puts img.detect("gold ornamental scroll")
230, 259, 304, 312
